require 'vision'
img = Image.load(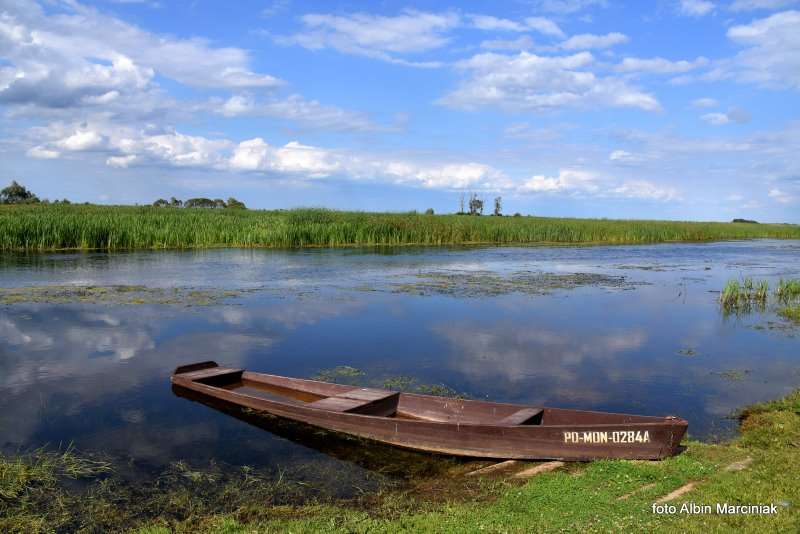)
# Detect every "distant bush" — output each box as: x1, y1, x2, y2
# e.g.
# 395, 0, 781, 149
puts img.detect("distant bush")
425, 208, 434, 215
227, 197, 246, 209
1, 181, 39, 204
733, 218, 758, 224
